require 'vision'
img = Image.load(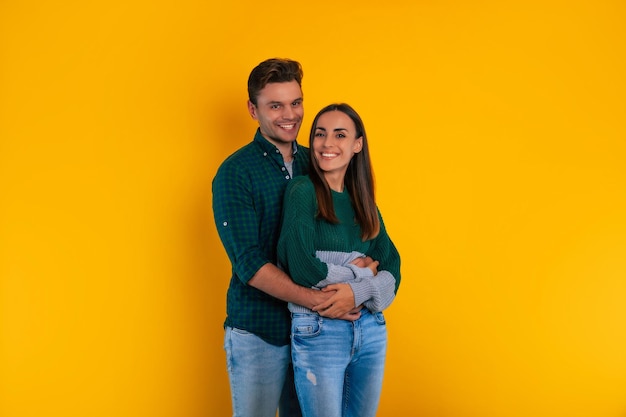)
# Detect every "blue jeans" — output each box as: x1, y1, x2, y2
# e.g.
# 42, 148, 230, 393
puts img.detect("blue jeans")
224, 327, 302, 417
291, 309, 387, 417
